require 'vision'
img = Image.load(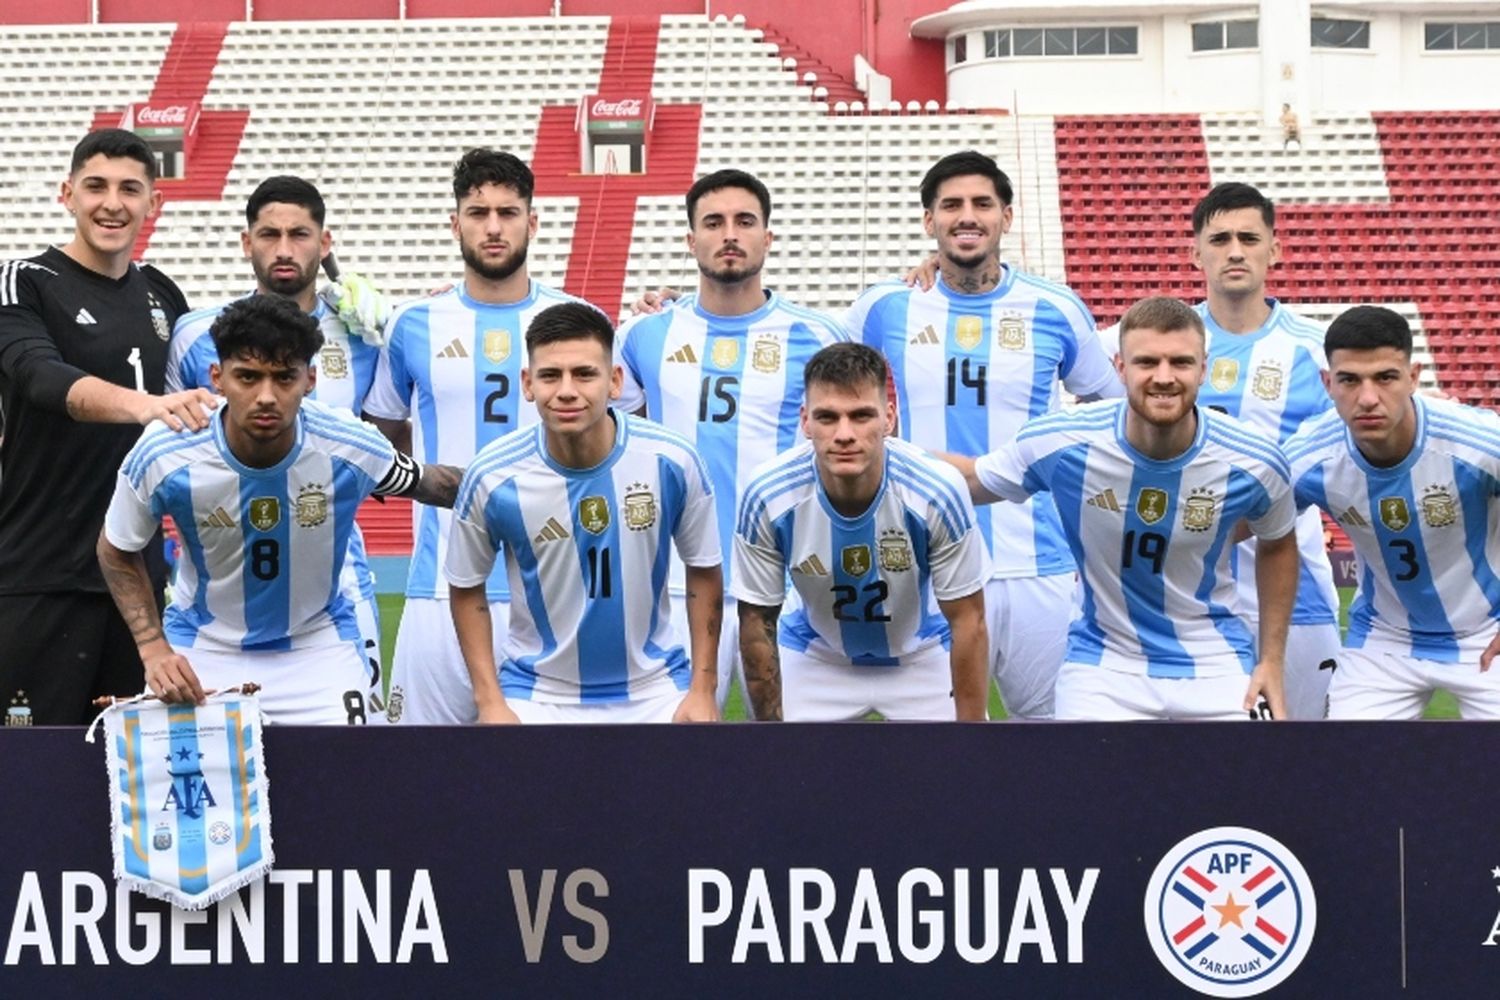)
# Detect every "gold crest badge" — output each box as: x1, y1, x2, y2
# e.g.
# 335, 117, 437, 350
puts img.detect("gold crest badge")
1378, 496, 1410, 531
579, 495, 611, 535
249, 497, 281, 531
623, 483, 657, 531
1209, 358, 1240, 393
841, 544, 872, 576
953, 315, 983, 351
295, 484, 329, 528
997, 316, 1027, 351
1136, 488, 1169, 525
483, 329, 512, 364
1420, 485, 1457, 528
710, 337, 740, 370
878, 529, 913, 572
1182, 487, 1217, 532
751, 336, 782, 374
319, 345, 349, 380
1251, 361, 1284, 401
